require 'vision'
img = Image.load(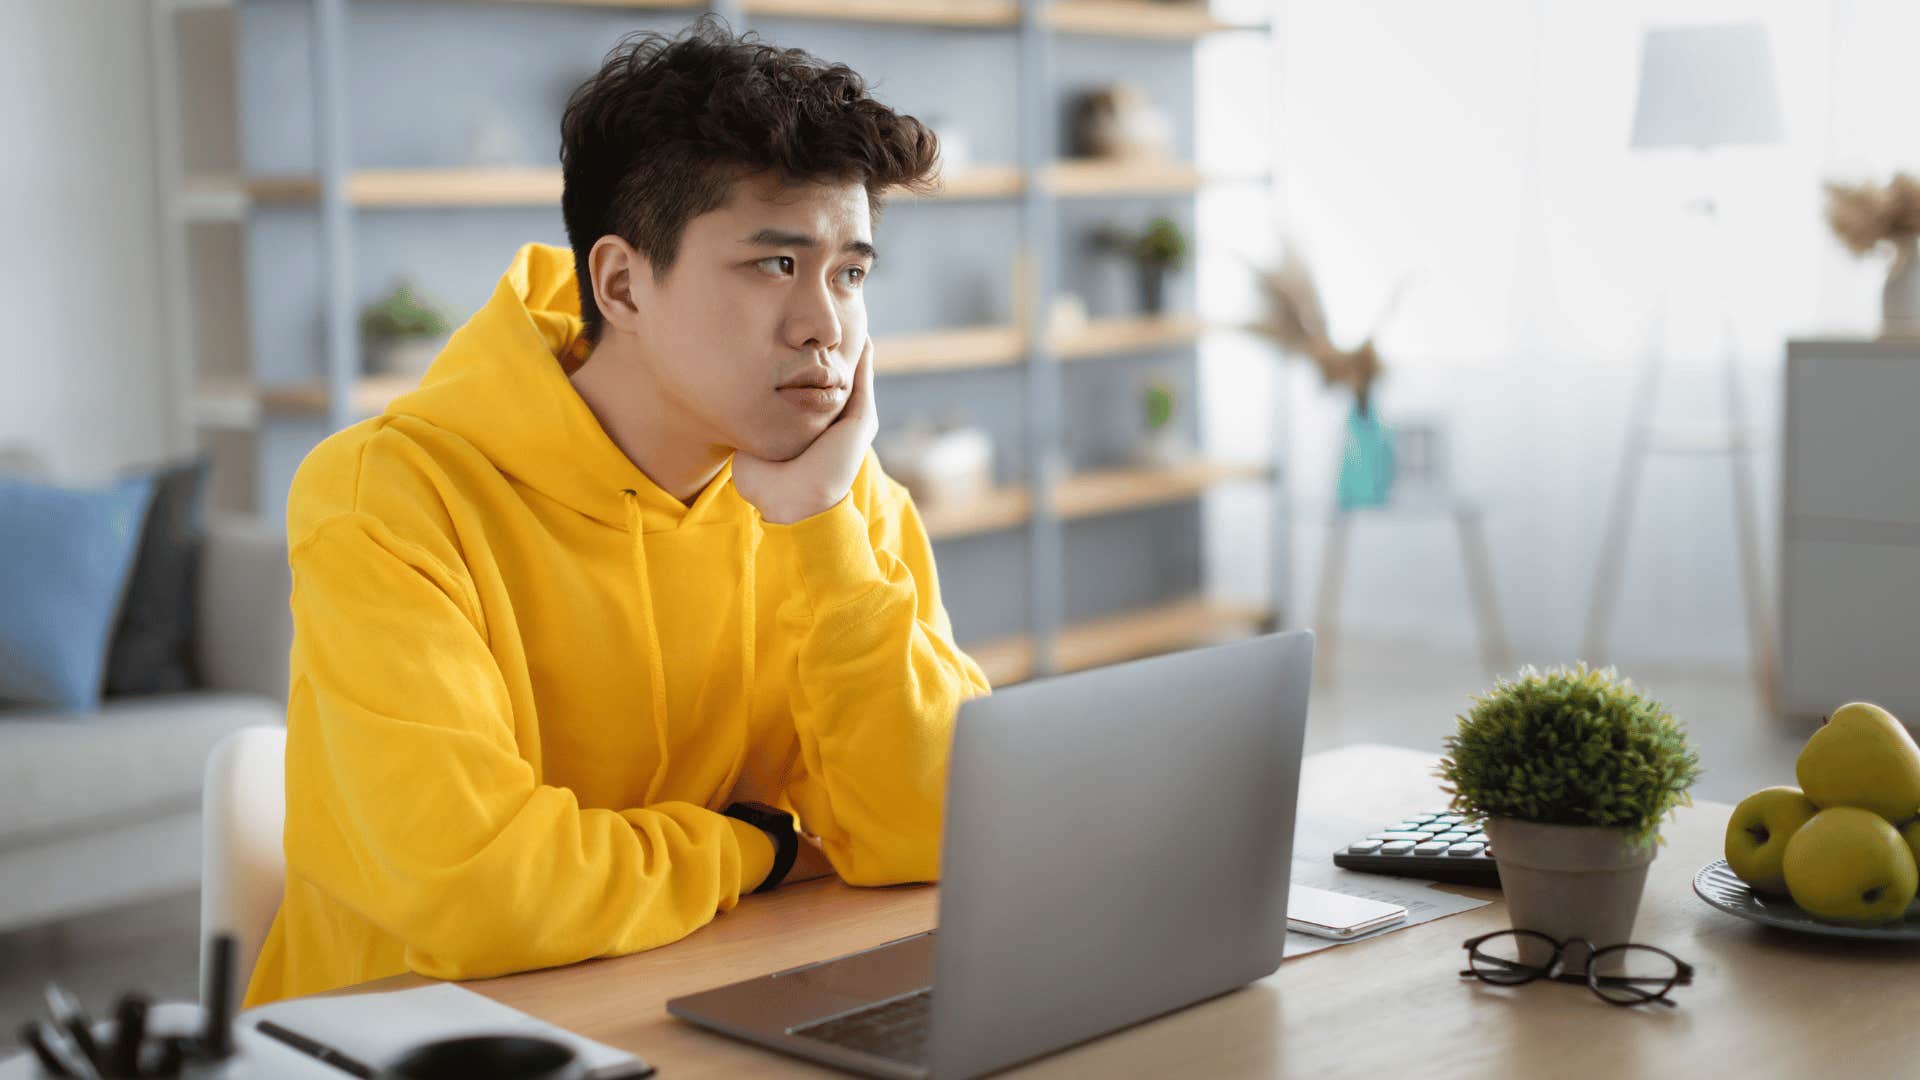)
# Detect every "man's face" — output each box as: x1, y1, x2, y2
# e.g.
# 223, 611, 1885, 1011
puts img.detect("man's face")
630, 173, 874, 463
